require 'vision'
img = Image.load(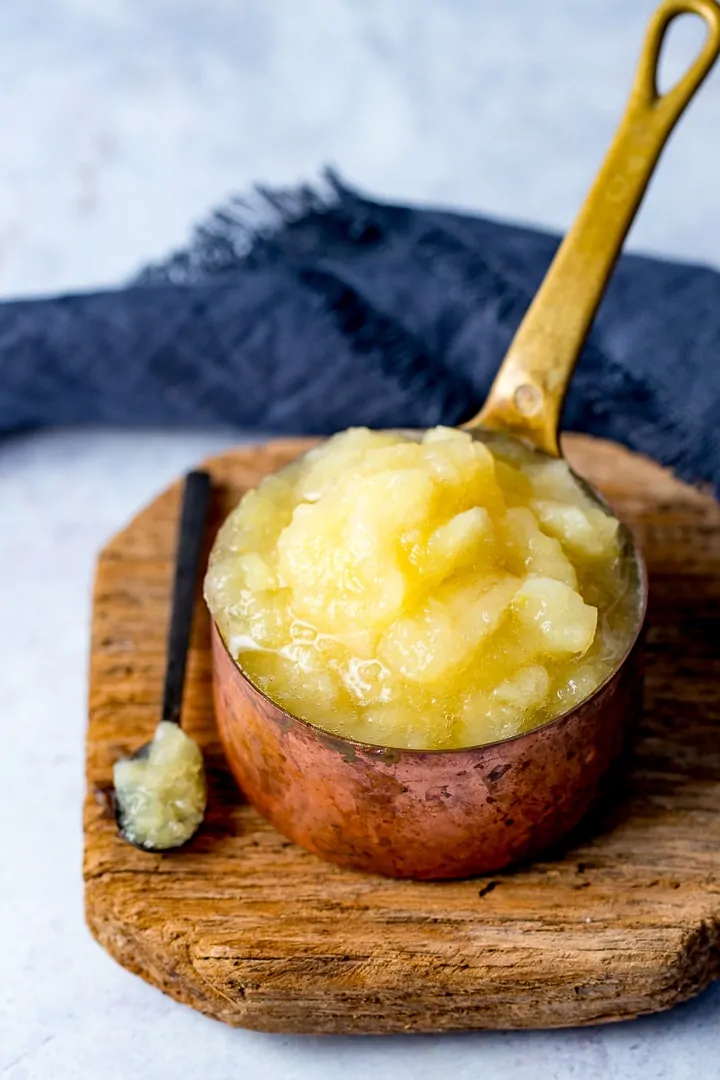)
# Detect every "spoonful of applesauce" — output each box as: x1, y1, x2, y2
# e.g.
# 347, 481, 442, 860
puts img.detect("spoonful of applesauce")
114, 471, 211, 851
205, 0, 720, 754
